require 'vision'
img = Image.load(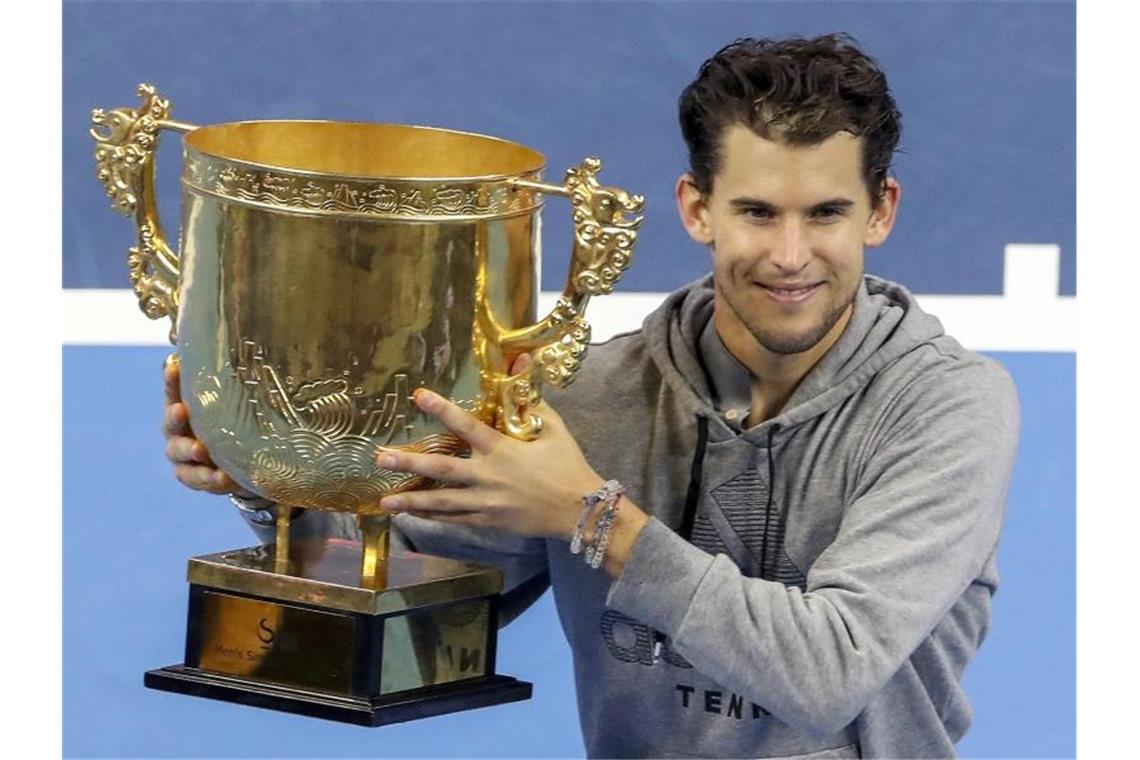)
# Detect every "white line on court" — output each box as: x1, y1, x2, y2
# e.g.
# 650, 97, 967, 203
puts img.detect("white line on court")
64, 244, 1074, 352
